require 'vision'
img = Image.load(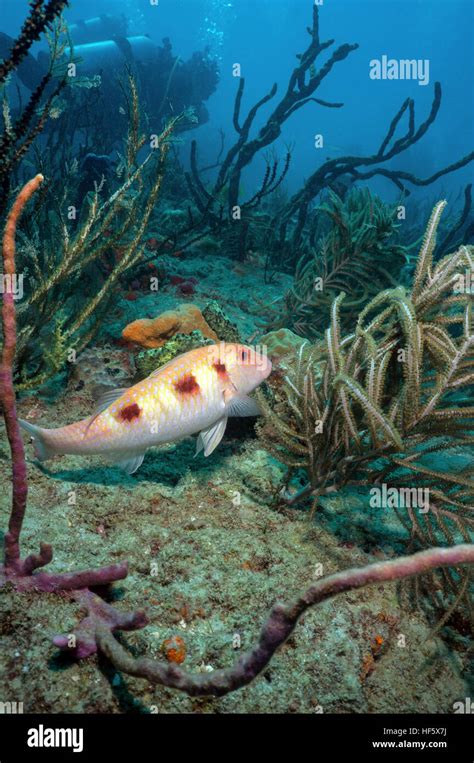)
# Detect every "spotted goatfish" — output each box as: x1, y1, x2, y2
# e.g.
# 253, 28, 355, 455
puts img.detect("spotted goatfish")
19, 343, 272, 475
